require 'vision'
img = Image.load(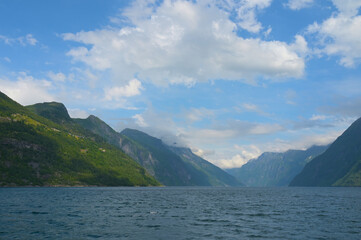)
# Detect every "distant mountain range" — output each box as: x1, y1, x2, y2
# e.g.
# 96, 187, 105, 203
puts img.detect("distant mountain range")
76, 116, 241, 186
2, 90, 360, 187
290, 118, 361, 187
227, 145, 328, 187
227, 117, 361, 187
